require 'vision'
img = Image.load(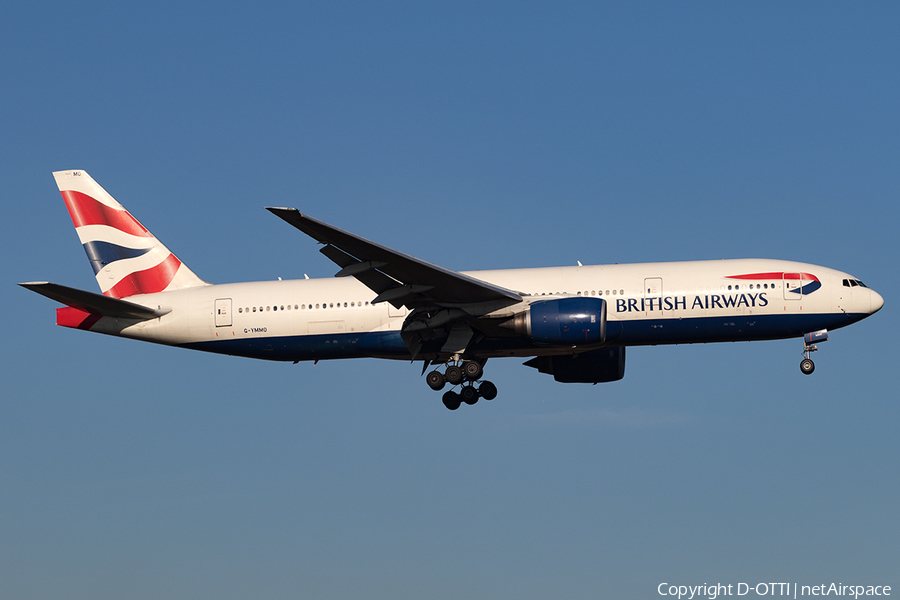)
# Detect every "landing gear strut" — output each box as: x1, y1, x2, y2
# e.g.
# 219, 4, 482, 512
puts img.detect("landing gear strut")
427, 359, 496, 409
800, 329, 828, 375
